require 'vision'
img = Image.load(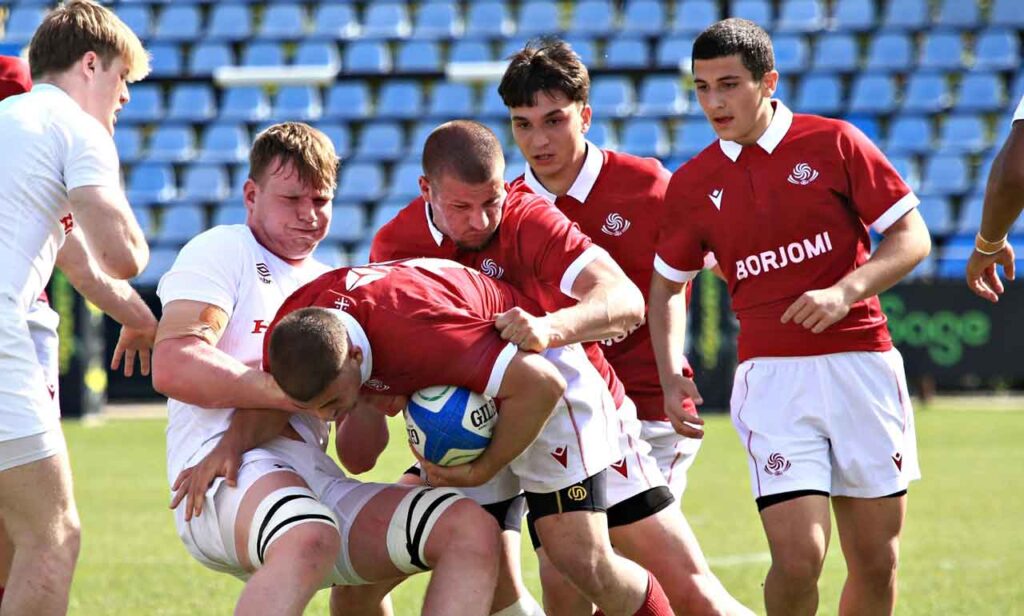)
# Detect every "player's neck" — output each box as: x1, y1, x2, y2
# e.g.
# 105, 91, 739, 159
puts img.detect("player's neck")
34, 76, 79, 105
248, 225, 308, 267
734, 99, 776, 146
533, 144, 588, 198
